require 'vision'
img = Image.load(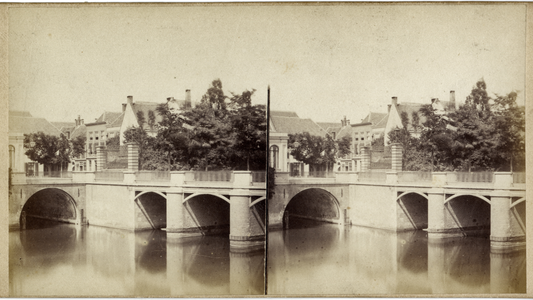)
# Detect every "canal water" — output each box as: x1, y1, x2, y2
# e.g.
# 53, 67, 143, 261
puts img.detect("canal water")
9, 218, 265, 296
267, 219, 526, 295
